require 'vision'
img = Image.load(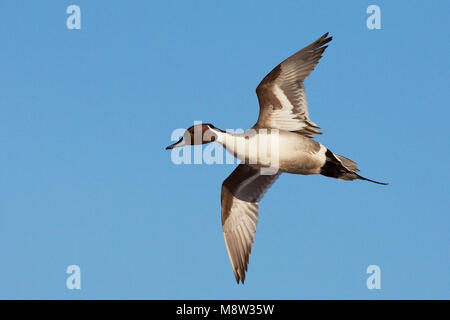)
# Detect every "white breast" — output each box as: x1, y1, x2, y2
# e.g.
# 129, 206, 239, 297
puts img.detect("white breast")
214, 129, 326, 174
